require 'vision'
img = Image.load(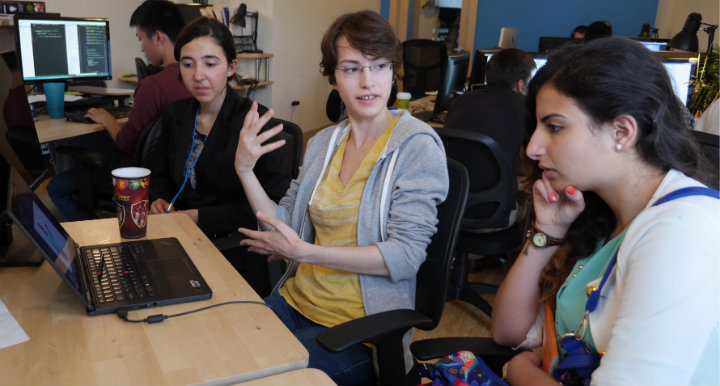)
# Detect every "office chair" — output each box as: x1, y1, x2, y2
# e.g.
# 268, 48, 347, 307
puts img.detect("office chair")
134, 57, 163, 82
436, 128, 528, 317
316, 158, 469, 386
402, 39, 448, 99
54, 115, 164, 213
692, 130, 719, 190
135, 57, 150, 82
272, 118, 303, 180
